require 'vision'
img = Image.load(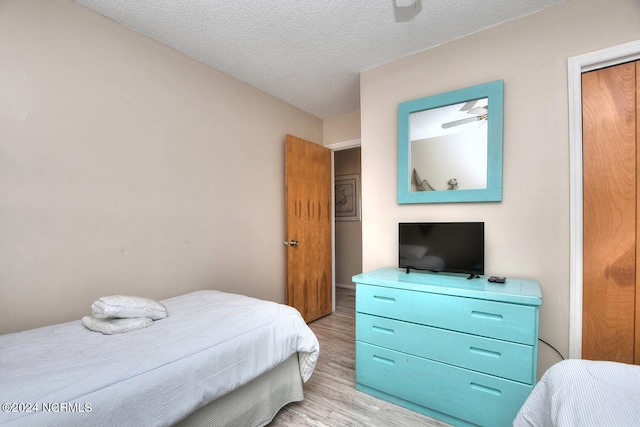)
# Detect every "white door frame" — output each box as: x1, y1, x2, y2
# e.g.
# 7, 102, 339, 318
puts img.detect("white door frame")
568, 40, 640, 359
325, 138, 362, 302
